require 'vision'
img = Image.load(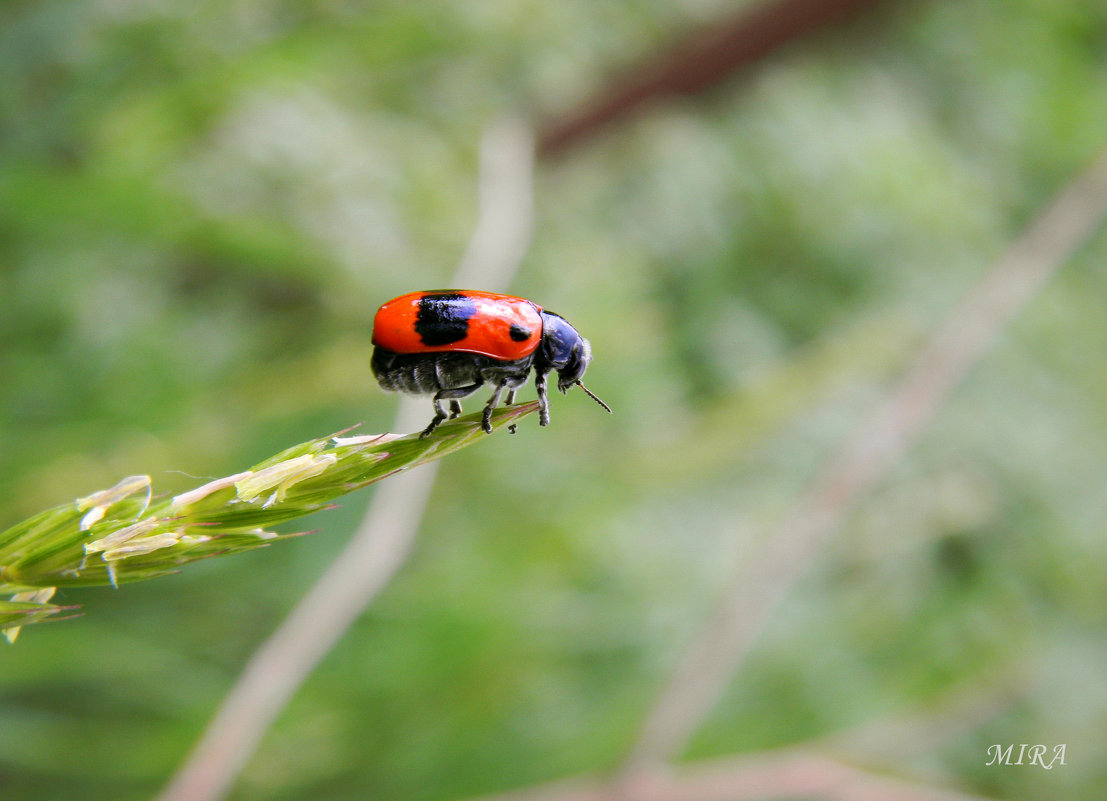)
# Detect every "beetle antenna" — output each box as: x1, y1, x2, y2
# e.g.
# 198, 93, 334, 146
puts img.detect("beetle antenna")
576, 381, 613, 414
